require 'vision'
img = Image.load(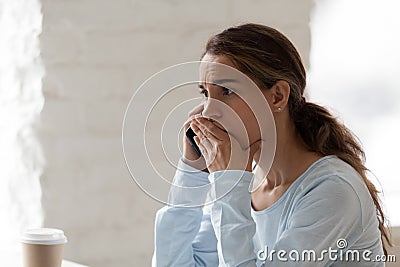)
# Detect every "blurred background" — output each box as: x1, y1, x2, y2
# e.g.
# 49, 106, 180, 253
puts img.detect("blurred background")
0, 0, 399, 266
